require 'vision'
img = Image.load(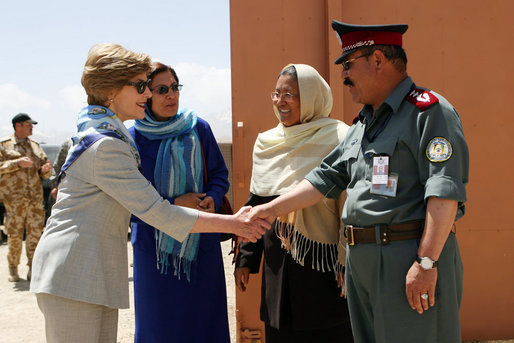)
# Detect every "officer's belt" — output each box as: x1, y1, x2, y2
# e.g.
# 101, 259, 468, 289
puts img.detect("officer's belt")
344, 221, 424, 246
